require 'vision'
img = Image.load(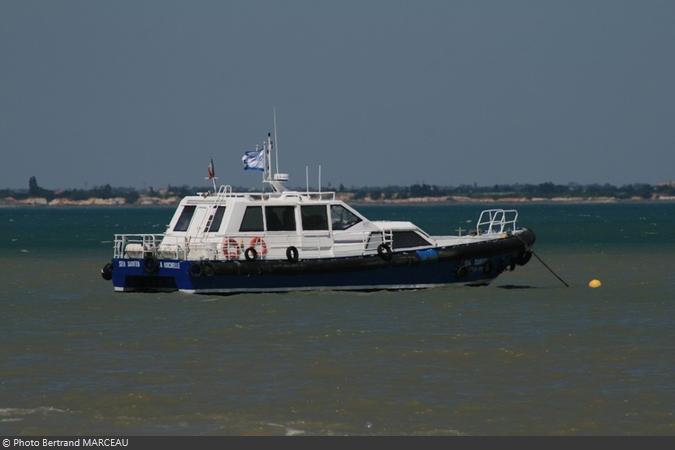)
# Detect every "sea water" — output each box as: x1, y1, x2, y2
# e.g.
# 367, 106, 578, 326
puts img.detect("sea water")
0, 203, 674, 435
